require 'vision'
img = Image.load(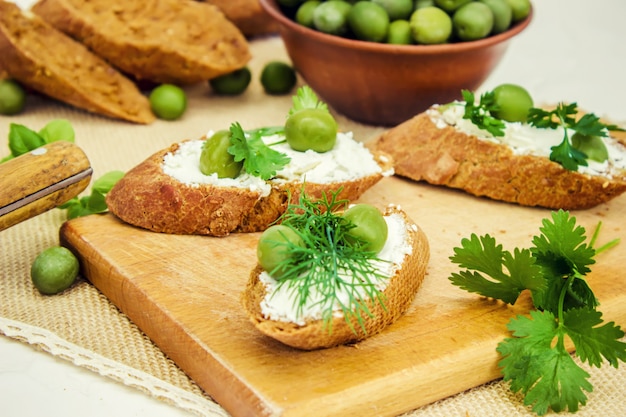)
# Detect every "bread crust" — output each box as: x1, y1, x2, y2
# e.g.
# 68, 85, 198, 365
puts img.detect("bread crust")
0, 0, 154, 124
241, 206, 430, 350
32, 0, 251, 84
368, 111, 626, 210
106, 140, 393, 236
